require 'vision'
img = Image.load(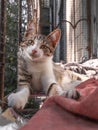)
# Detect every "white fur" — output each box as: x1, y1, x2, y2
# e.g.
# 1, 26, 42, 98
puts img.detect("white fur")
8, 88, 30, 109
26, 56, 57, 93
